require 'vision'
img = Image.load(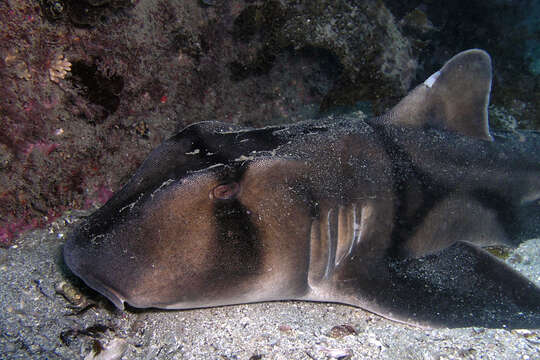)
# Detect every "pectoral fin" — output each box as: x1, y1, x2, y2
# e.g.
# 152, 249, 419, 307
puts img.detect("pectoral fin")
345, 241, 540, 328
402, 196, 513, 258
